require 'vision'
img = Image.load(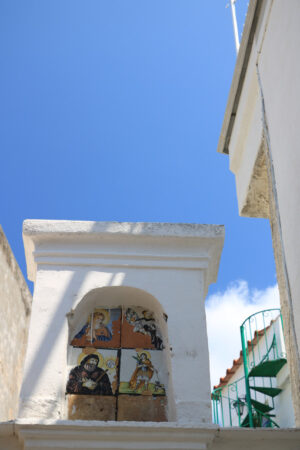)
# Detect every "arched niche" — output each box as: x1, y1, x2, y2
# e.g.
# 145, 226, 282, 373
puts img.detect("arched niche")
66, 286, 174, 422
